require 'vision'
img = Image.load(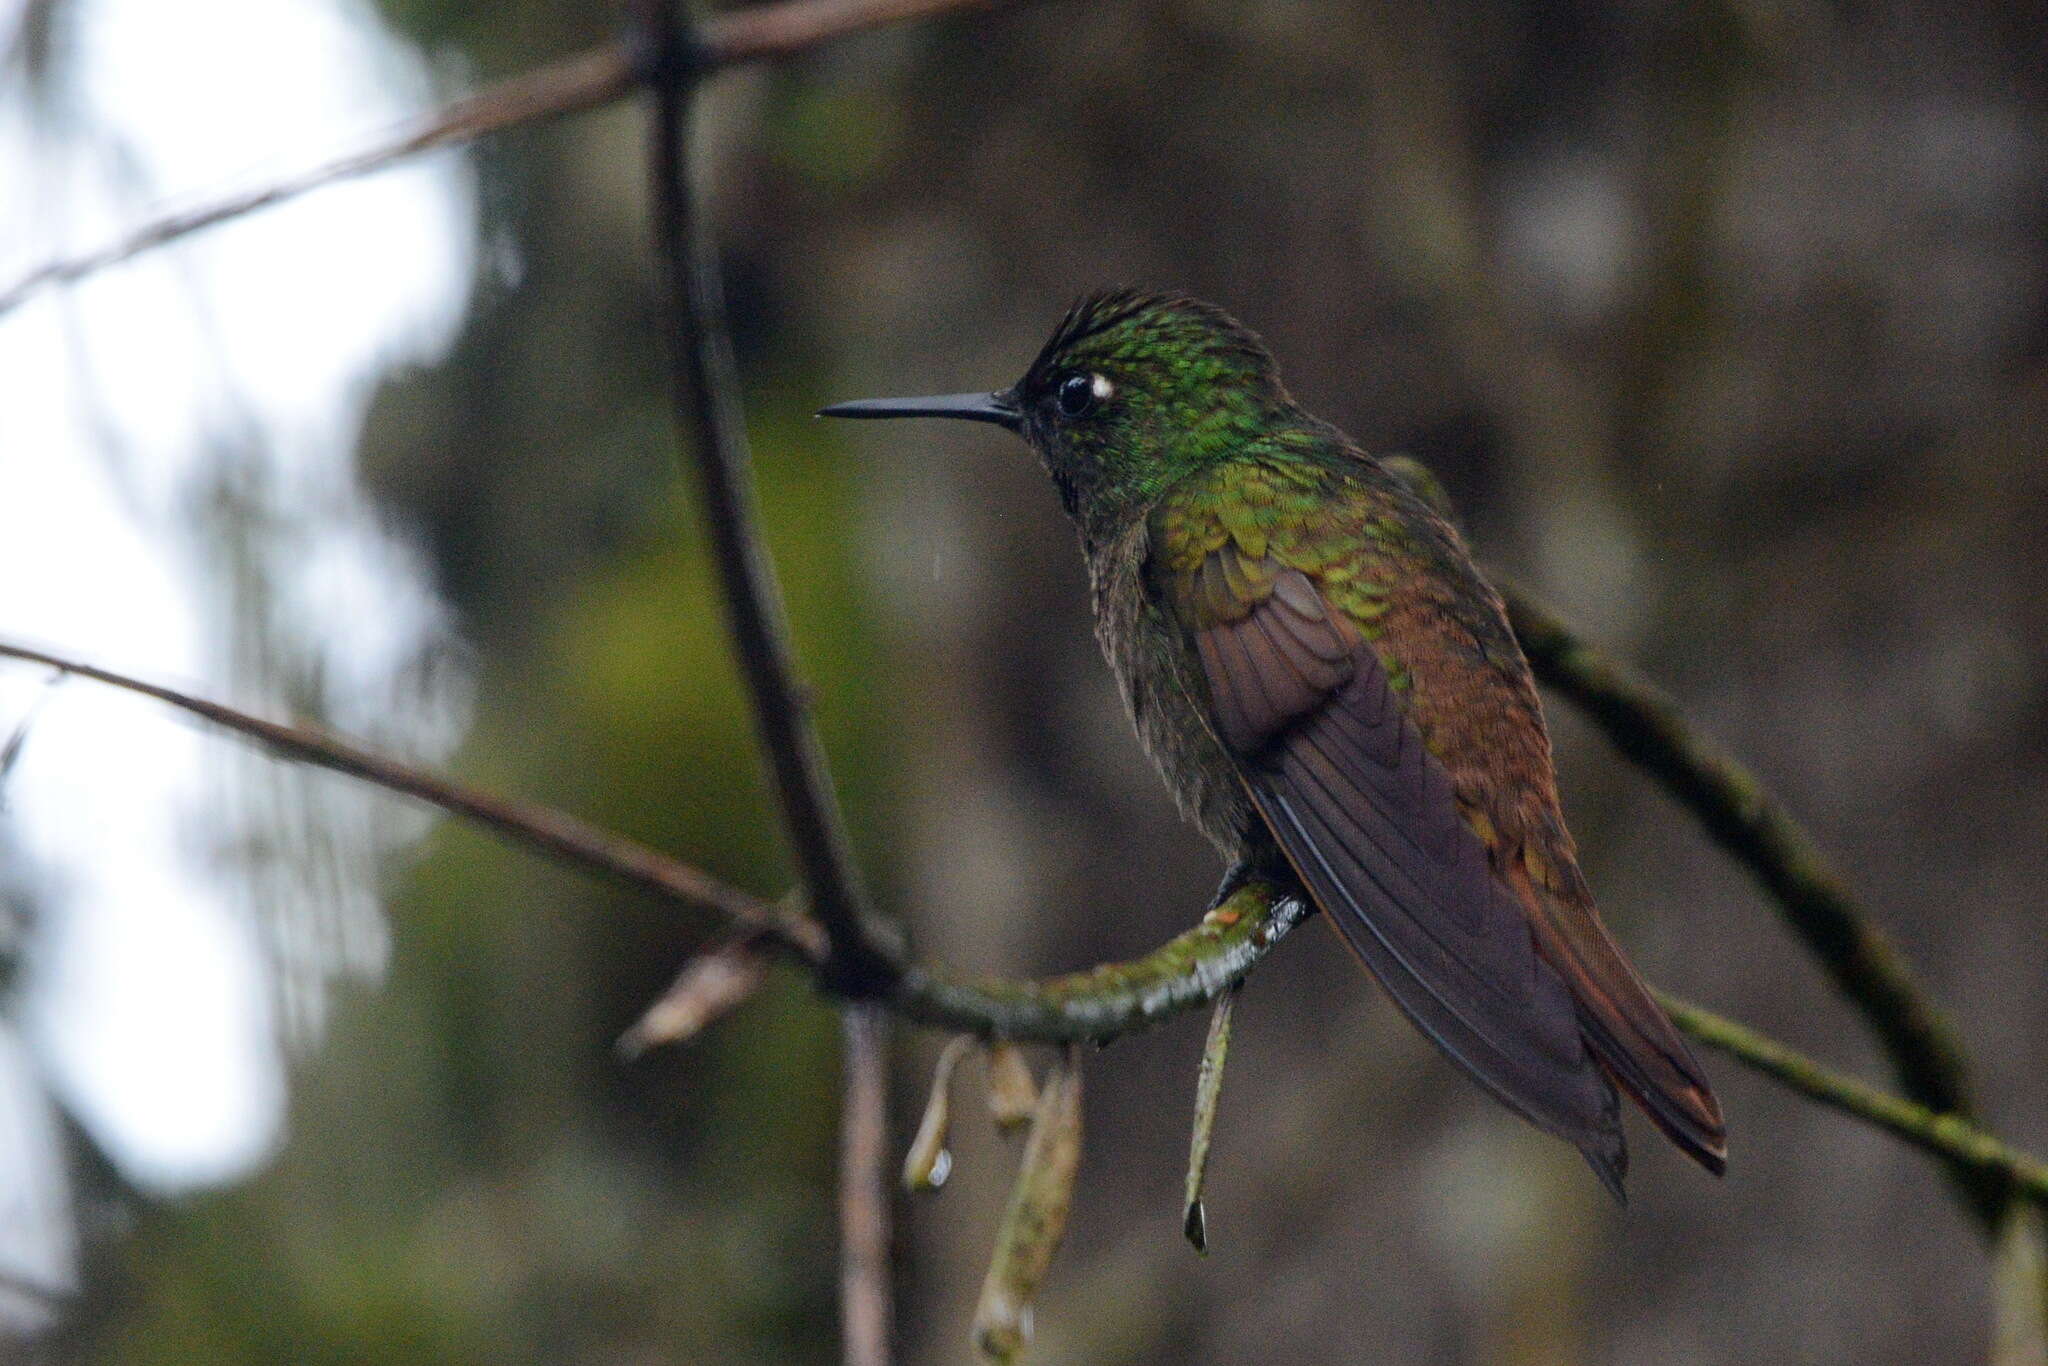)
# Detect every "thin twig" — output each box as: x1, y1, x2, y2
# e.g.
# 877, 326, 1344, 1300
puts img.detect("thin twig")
1659, 993, 2048, 1207
0, 631, 1300, 1038
0, 637, 818, 954
0, 45, 627, 320
0, 0, 1013, 321
840, 1005, 895, 1366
